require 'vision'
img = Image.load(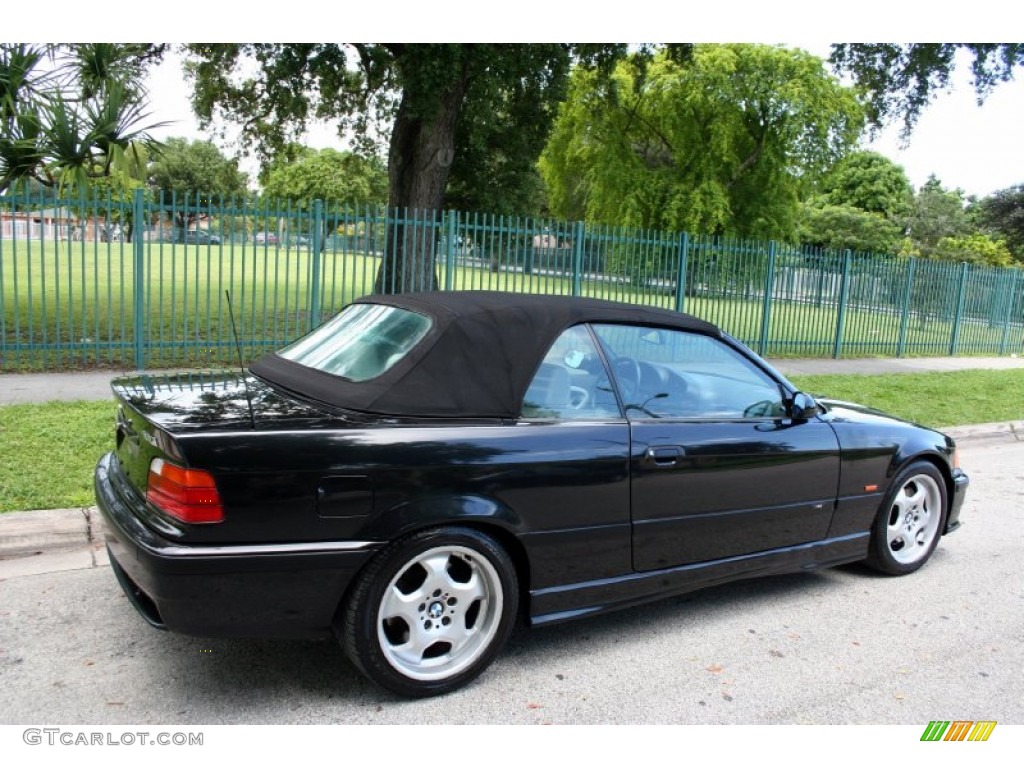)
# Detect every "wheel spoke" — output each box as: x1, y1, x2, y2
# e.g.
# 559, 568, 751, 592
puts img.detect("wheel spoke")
904, 483, 927, 509
431, 621, 478, 658
420, 552, 460, 592
380, 583, 426, 626
904, 529, 922, 555
887, 531, 906, 554
913, 507, 933, 547
886, 503, 906, 540
388, 625, 437, 664
449, 570, 486, 604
